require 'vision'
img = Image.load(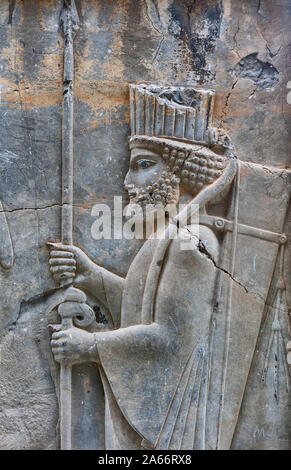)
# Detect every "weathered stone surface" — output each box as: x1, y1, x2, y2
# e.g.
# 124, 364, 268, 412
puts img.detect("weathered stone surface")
0, 0, 290, 450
